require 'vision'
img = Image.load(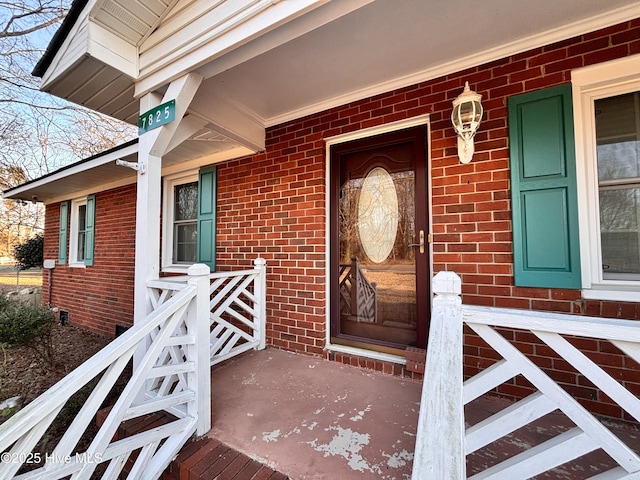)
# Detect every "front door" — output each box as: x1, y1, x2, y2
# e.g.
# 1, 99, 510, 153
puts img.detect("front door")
330, 125, 430, 352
